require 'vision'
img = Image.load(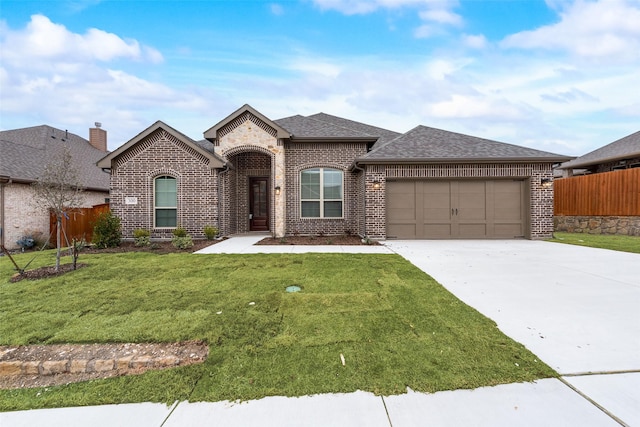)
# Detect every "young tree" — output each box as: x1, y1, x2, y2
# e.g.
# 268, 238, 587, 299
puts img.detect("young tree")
31, 146, 85, 271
